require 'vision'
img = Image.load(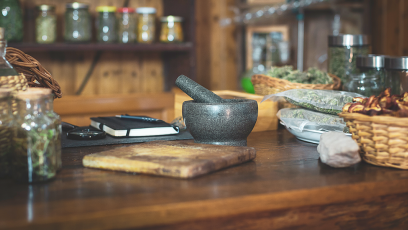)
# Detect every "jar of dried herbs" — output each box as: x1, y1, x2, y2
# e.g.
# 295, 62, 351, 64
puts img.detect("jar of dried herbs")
117, 7, 137, 44
328, 34, 370, 88
0, 0, 23, 42
0, 88, 13, 177
344, 55, 385, 97
137, 7, 156, 43
96, 6, 117, 43
36, 5, 57, 44
64, 2, 91, 43
160, 16, 183, 43
12, 91, 57, 183
384, 56, 408, 95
